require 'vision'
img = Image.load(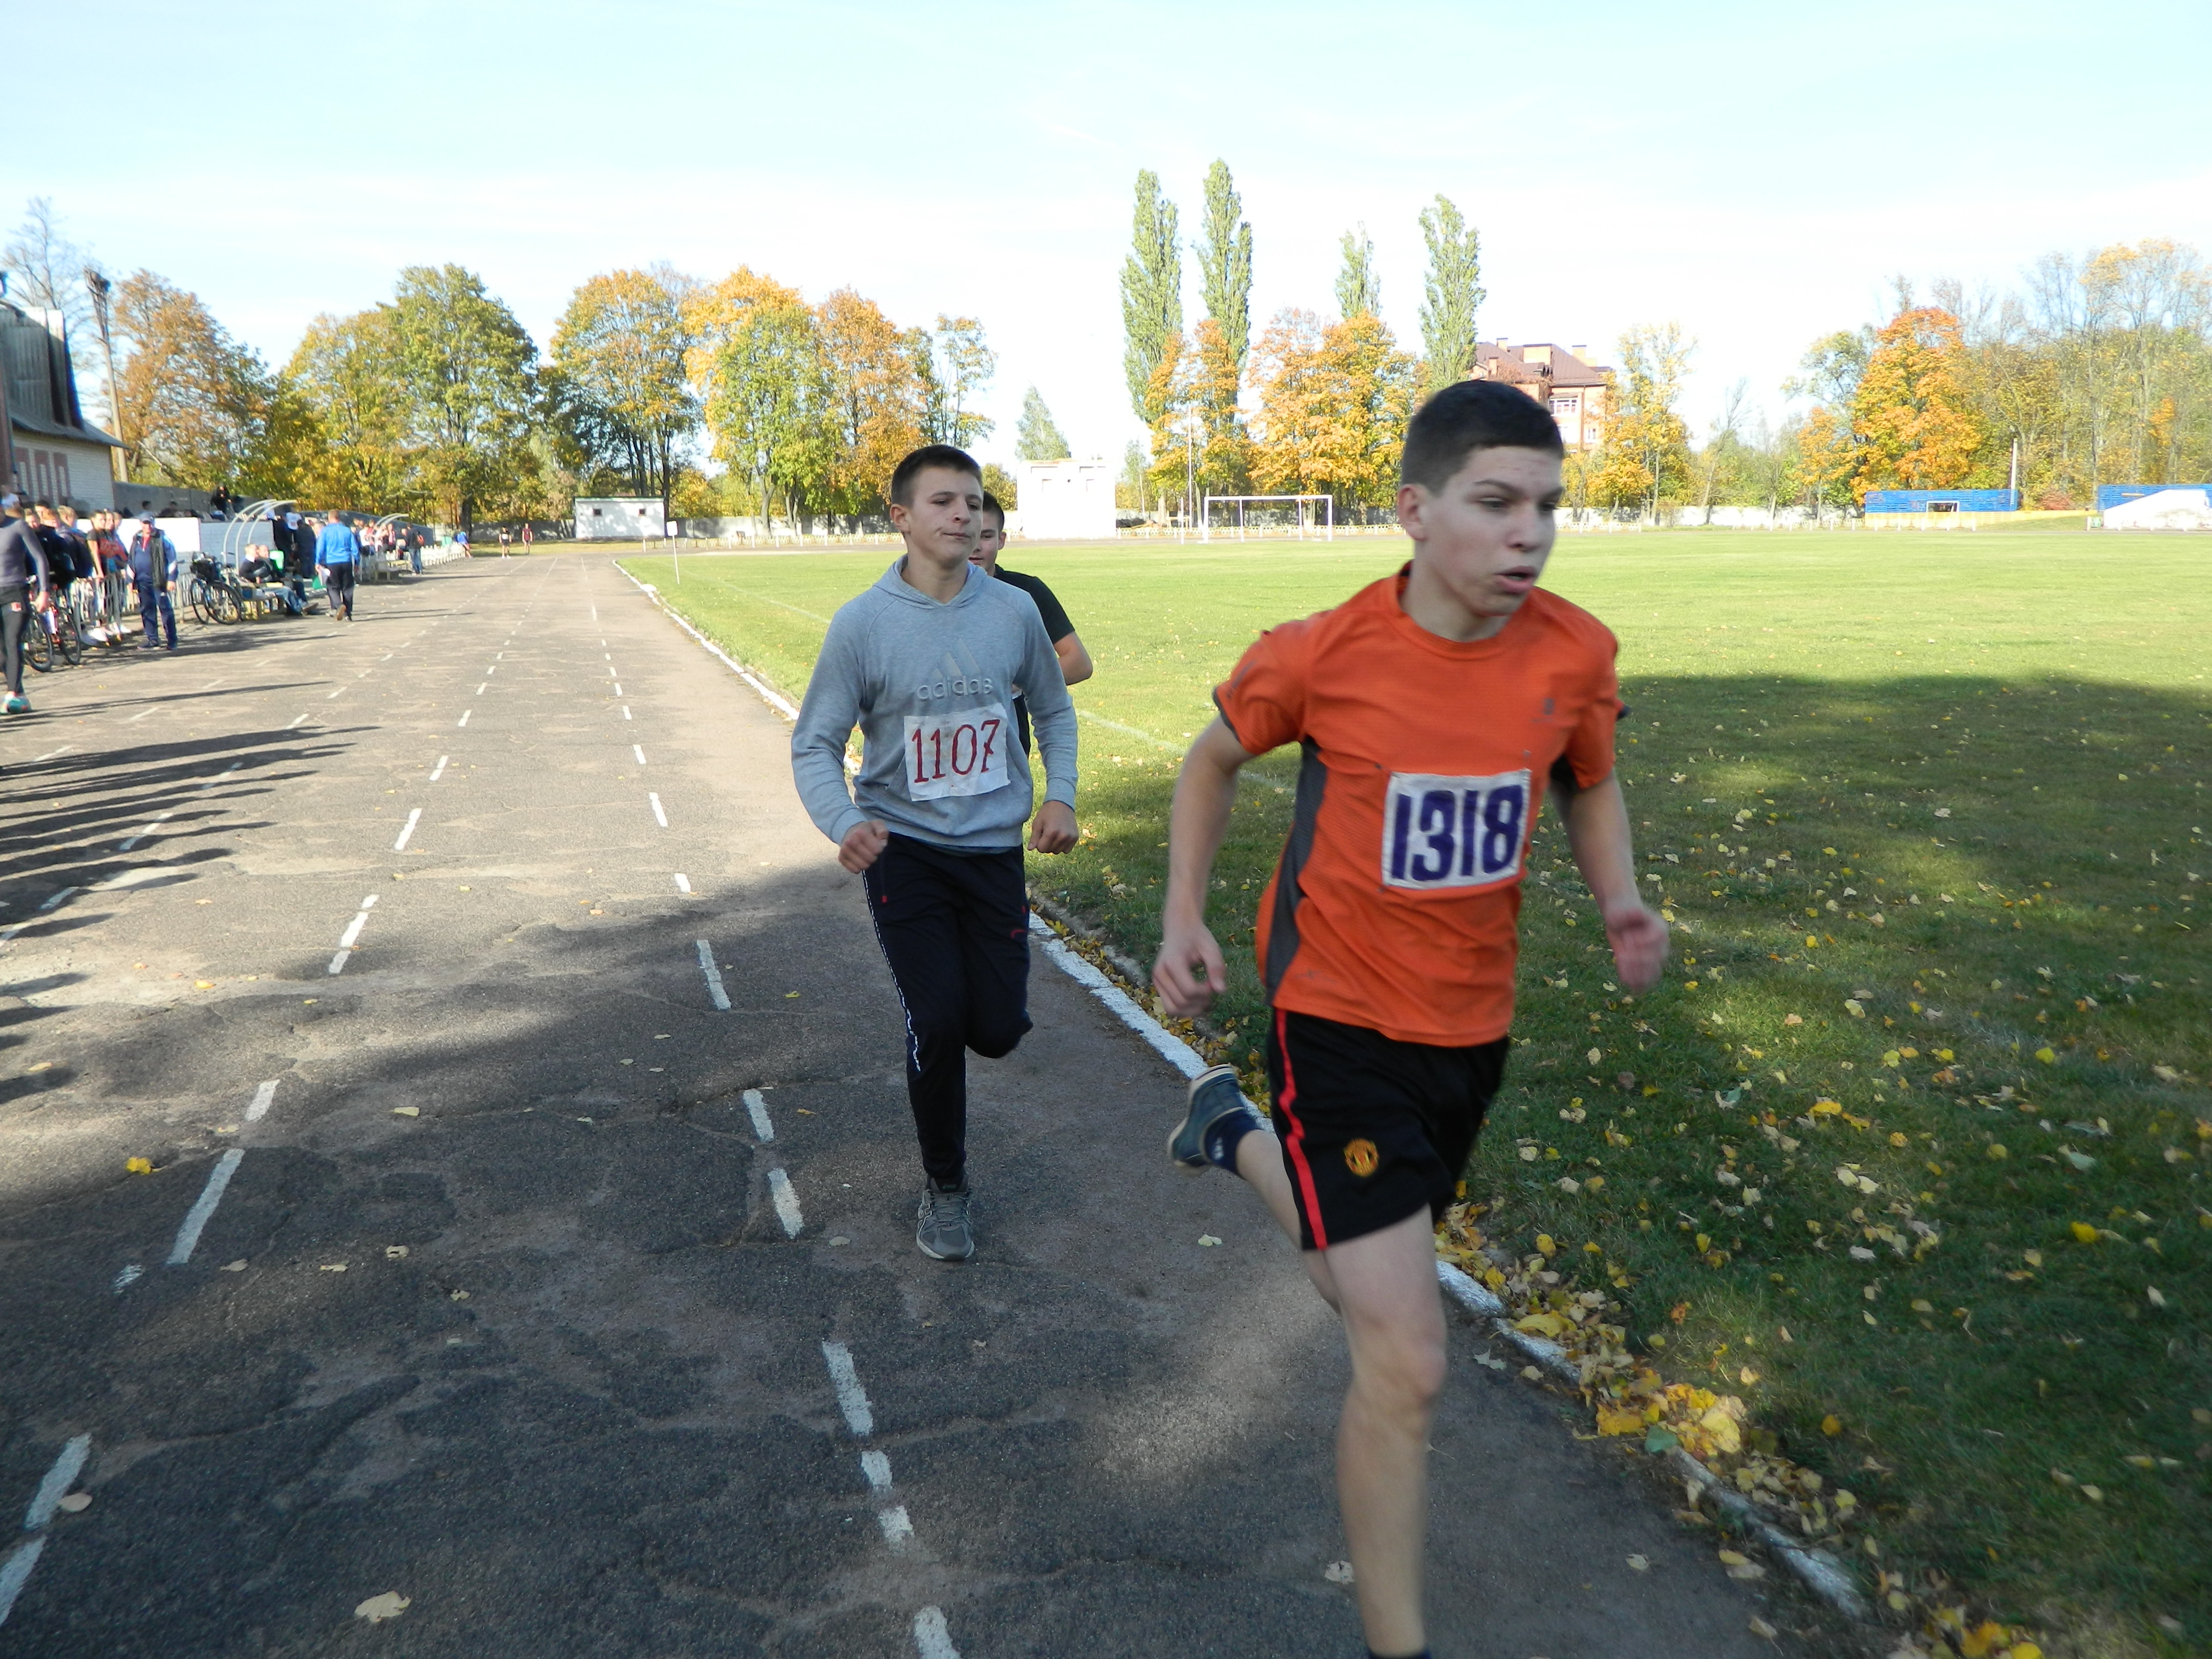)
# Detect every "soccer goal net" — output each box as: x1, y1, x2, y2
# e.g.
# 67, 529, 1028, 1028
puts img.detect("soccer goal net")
1199, 494, 1335, 541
